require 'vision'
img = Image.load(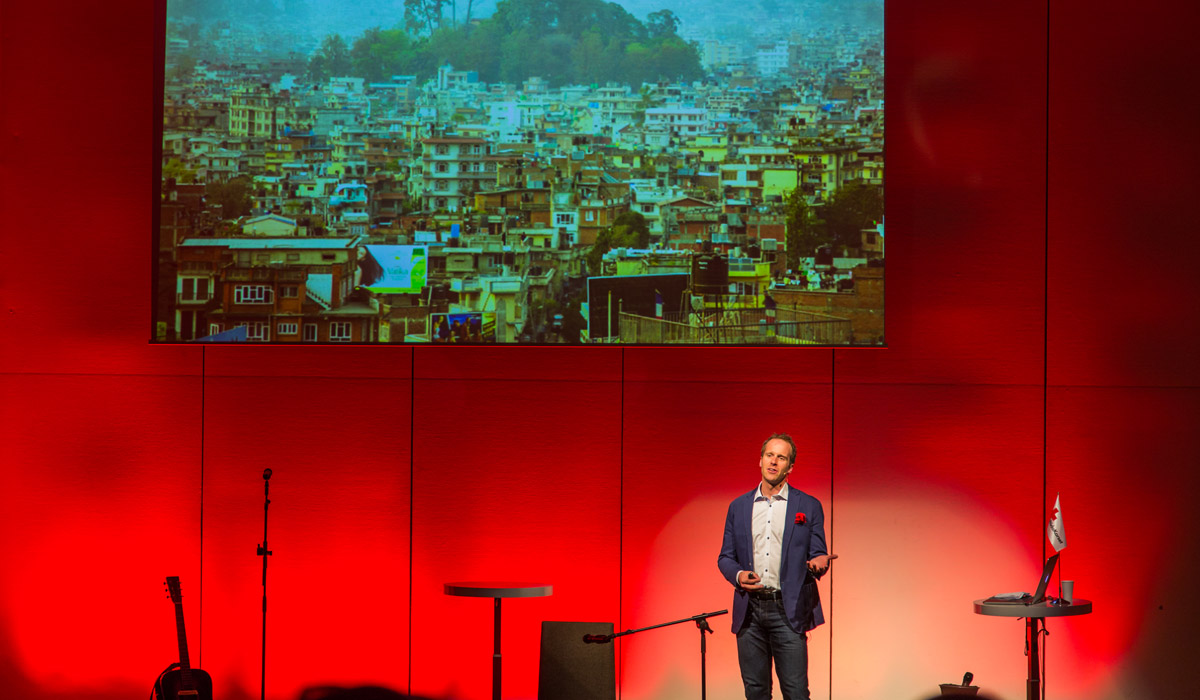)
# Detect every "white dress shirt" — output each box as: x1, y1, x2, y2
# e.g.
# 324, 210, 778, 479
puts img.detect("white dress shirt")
751, 482, 789, 590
